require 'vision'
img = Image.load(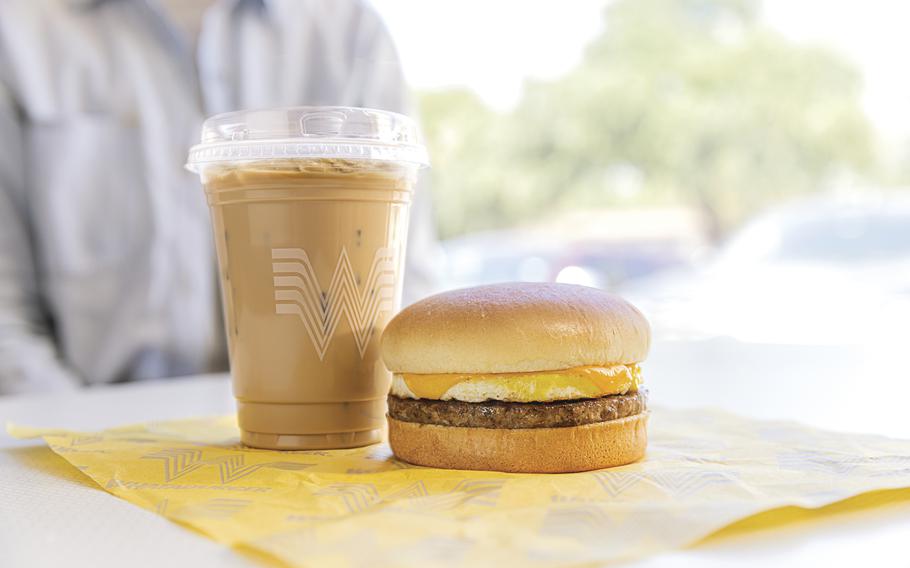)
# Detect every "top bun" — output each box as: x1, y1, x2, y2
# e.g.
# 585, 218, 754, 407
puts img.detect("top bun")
381, 282, 650, 374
